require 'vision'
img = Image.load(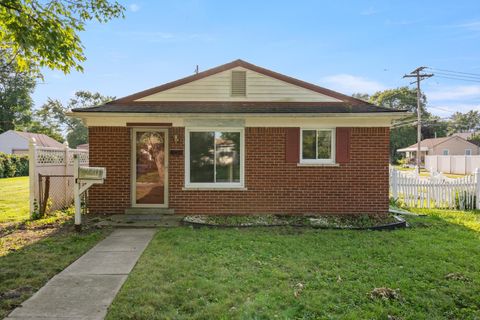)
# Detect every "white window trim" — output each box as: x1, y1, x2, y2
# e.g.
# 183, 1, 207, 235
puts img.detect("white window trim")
465, 149, 472, 155
442, 149, 449, 156
185, 127, 245, 189
300, 128, 336, 164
